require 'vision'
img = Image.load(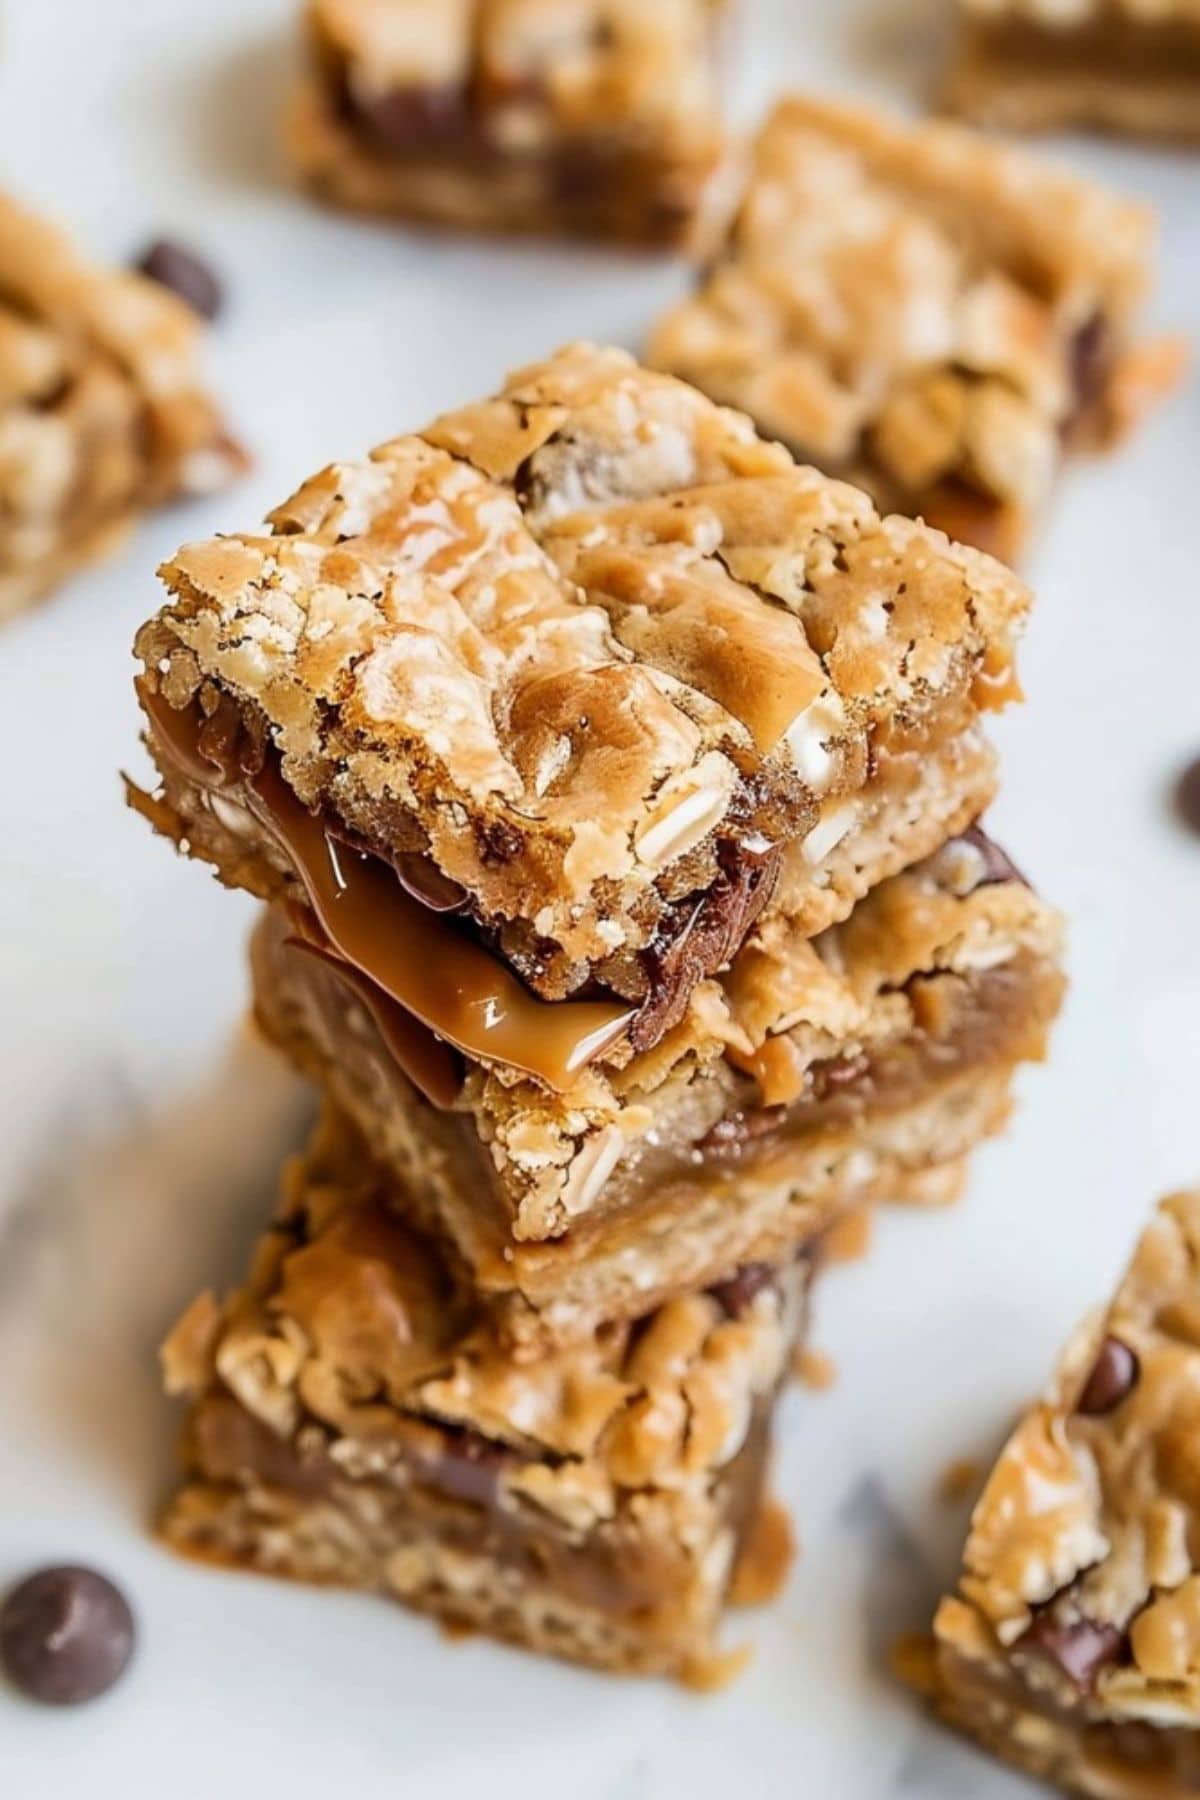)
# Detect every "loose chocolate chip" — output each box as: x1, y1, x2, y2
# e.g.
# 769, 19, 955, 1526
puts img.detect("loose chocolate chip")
710, 1263, 777, 1318
959, 823, 1028, 890
1077, 1335, 1140, 1416
1173, 756, 1200, 838
0, 1566, 135, 1705
134, 239, 223, 321
1018, 1611, 1124, 1692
